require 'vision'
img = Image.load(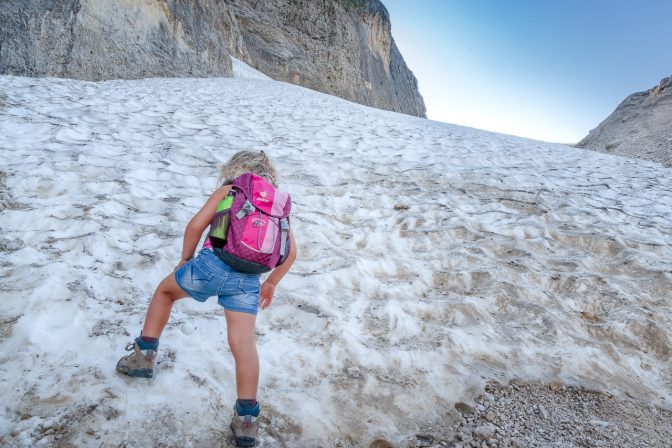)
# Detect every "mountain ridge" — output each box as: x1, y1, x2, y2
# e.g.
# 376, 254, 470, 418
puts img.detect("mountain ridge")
577, 76, 672, 166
